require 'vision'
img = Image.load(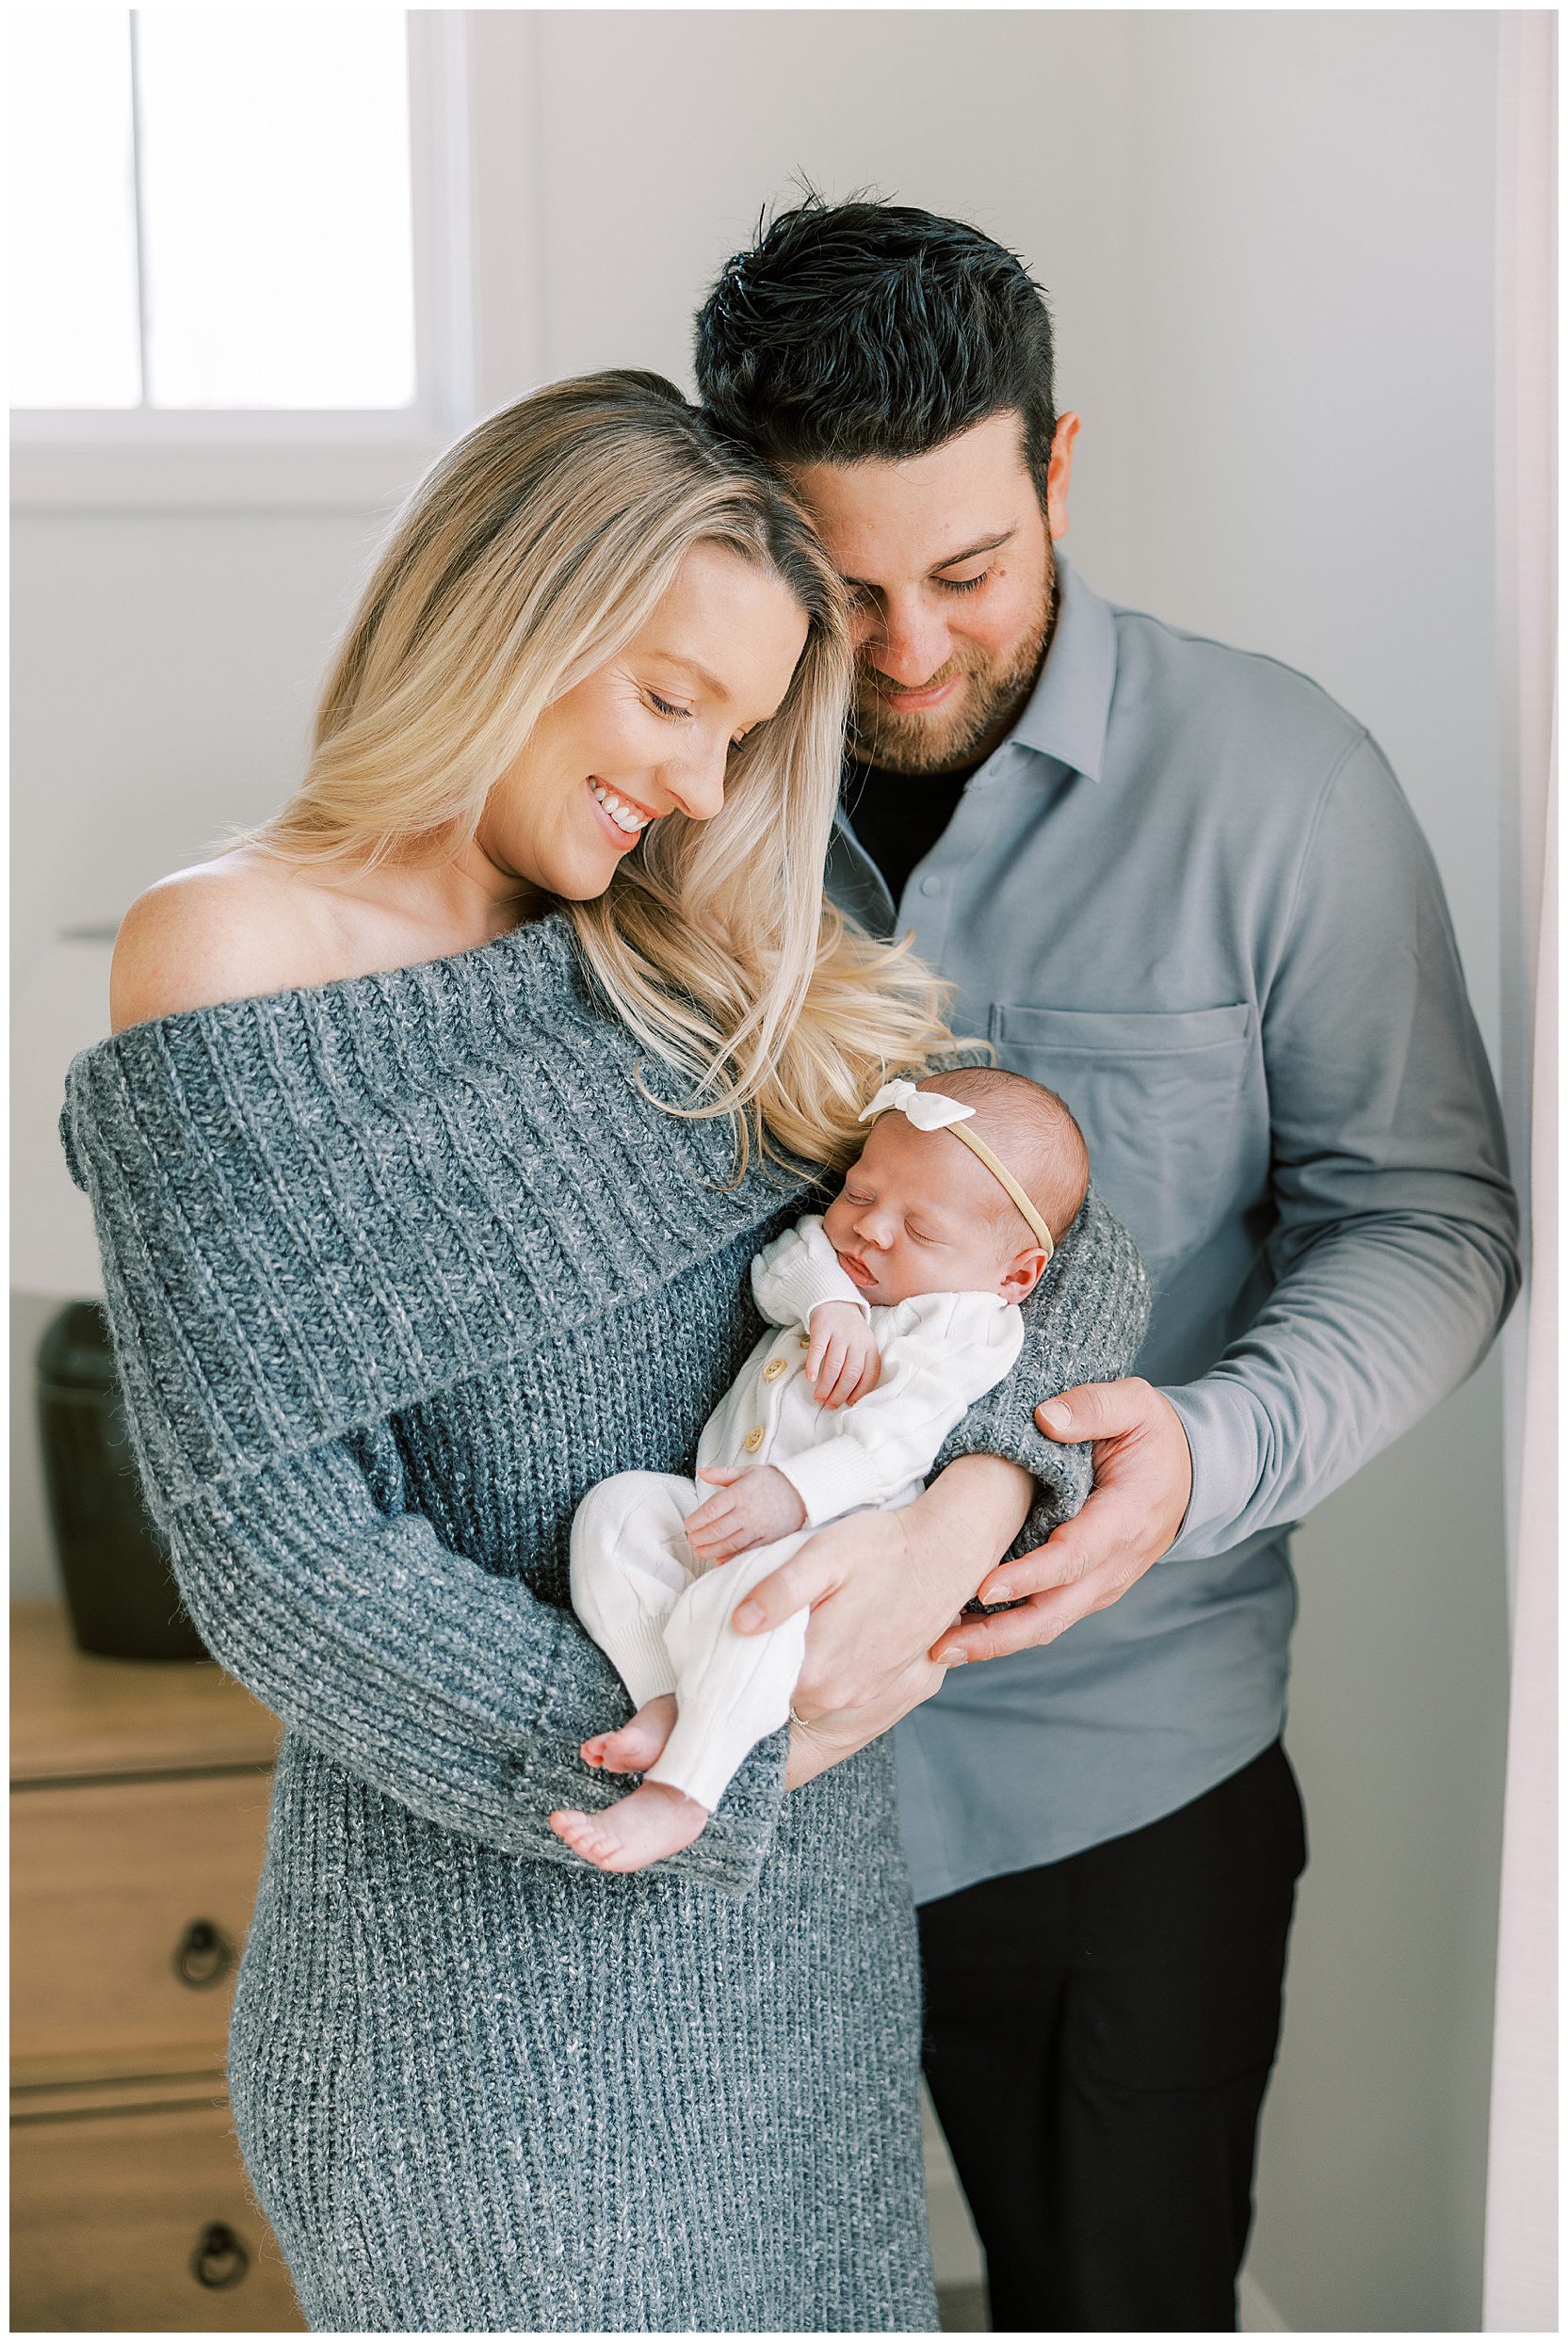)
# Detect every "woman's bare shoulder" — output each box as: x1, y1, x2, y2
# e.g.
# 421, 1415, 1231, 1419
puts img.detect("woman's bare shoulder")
110, 852, 335, 1032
